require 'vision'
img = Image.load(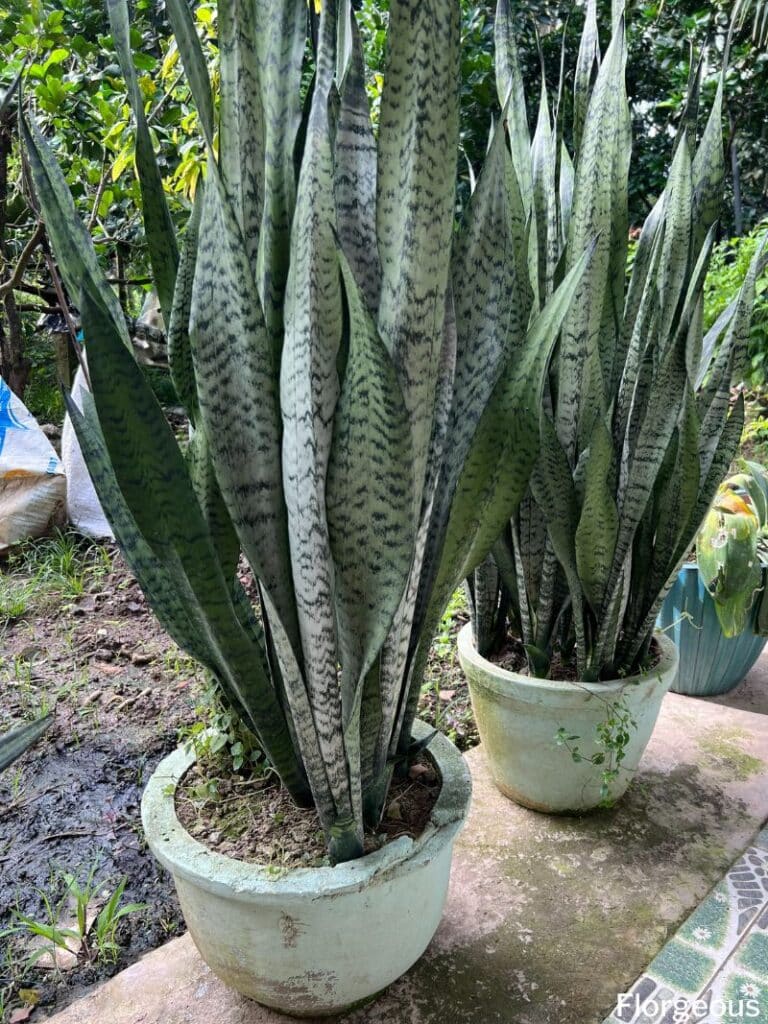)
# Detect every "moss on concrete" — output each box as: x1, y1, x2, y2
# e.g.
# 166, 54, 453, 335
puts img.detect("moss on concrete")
388, 754, 758, 1024
697, 727, 764, 781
